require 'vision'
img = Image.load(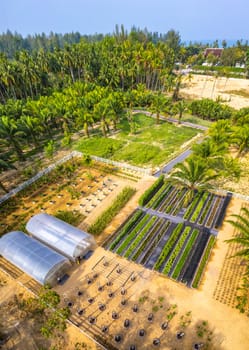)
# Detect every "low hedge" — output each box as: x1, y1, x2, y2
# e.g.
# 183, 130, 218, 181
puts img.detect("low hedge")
116, 214, 150, 254
88, 186, 136, 235
125, 216, 157, 258
109, 210, 144, 251
190, 192, 209, 223
183, 192, 201, 220
139, 175, 164, 206
171, 229, 199, 279
192, 235, 216, 288
154, 223, 184, 271
131, 218, 163, 261
163, 226, 191, 275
